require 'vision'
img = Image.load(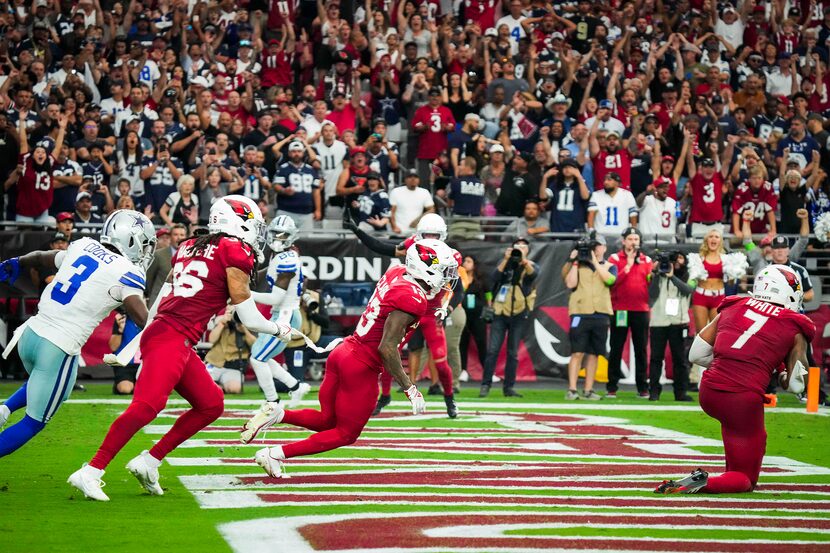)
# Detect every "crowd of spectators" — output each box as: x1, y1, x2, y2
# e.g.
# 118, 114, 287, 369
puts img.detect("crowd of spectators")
0, 0, 828, 401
